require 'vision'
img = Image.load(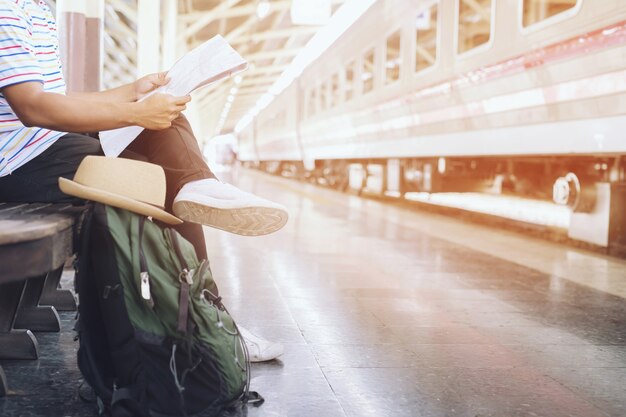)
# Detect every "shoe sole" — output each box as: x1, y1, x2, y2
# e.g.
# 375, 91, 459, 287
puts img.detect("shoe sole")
173, 200, 288, 236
